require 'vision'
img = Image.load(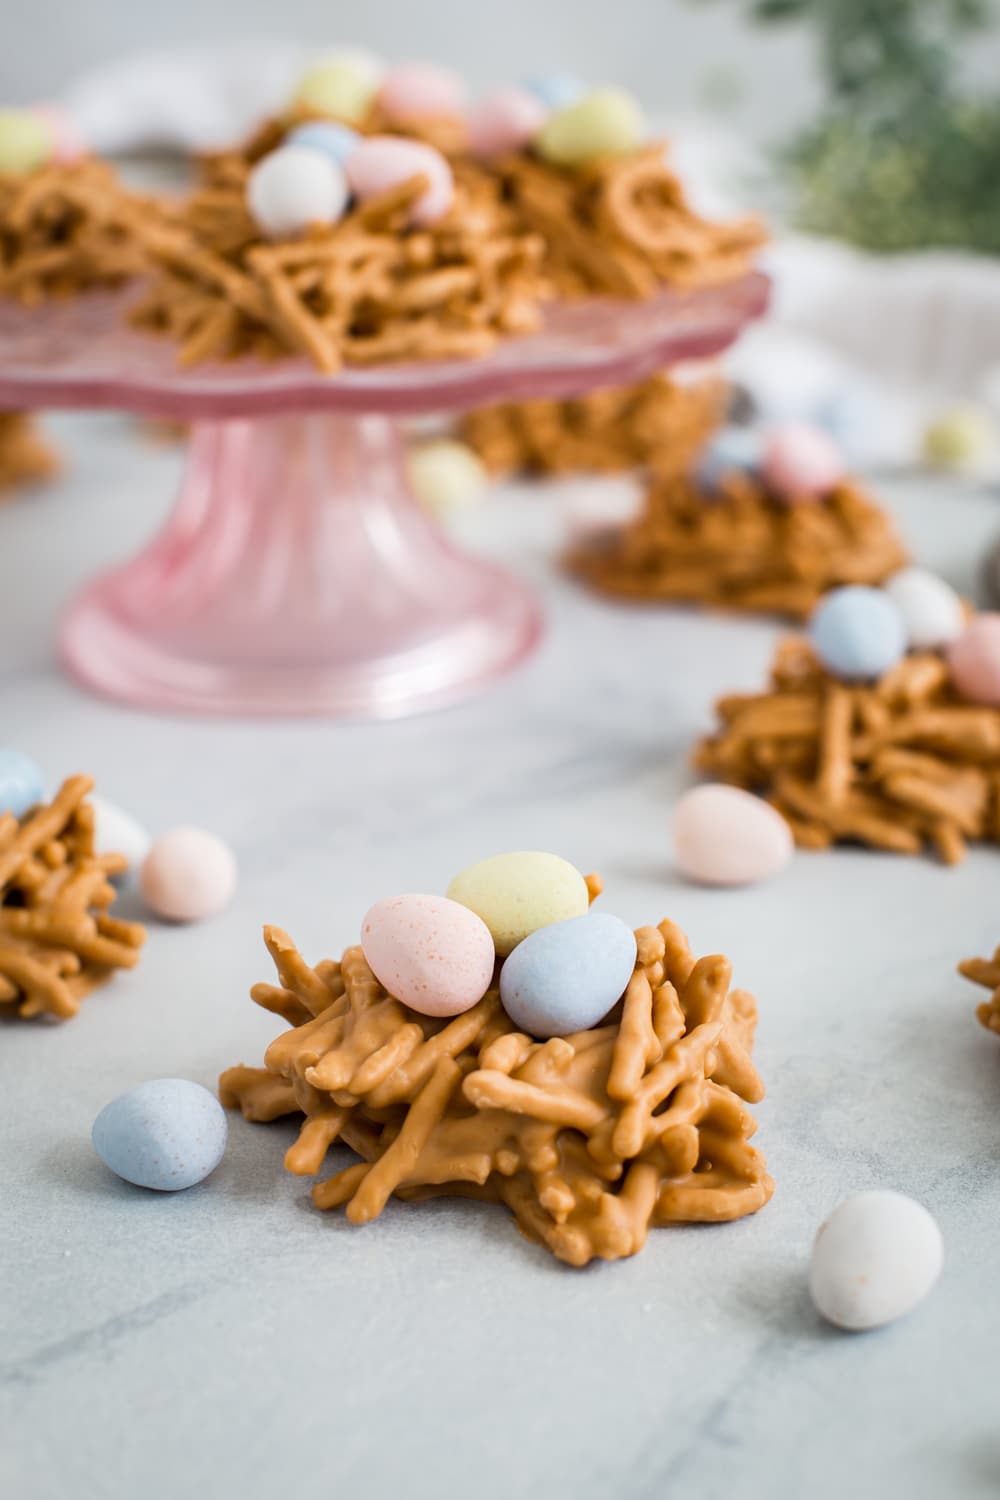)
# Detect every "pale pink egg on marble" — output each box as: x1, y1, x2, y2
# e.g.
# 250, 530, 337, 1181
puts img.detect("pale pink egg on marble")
345, 135, 454, 226
469, 87, 547, 159
377, 62, 468, 124
947, 614, 1000, 706
361, 893, 495, 1018
673, 785, 794, 887
761, 423, 845, 502
140, 827, 238, 923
